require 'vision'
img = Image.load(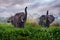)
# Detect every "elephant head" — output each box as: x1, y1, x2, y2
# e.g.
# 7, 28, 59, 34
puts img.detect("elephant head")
15, 7, 27, 23
39, 10, 55, 27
